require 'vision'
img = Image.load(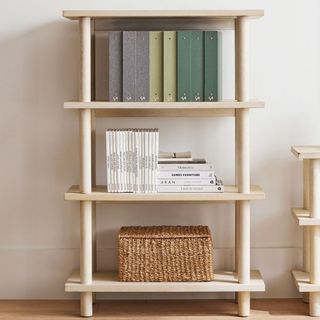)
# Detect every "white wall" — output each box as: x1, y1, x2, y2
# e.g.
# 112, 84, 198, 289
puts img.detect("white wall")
1, 0, 320, 299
